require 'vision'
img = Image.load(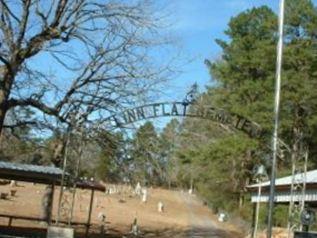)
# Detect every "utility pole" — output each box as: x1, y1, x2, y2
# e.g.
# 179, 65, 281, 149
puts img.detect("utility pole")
267, 0, 285, 237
